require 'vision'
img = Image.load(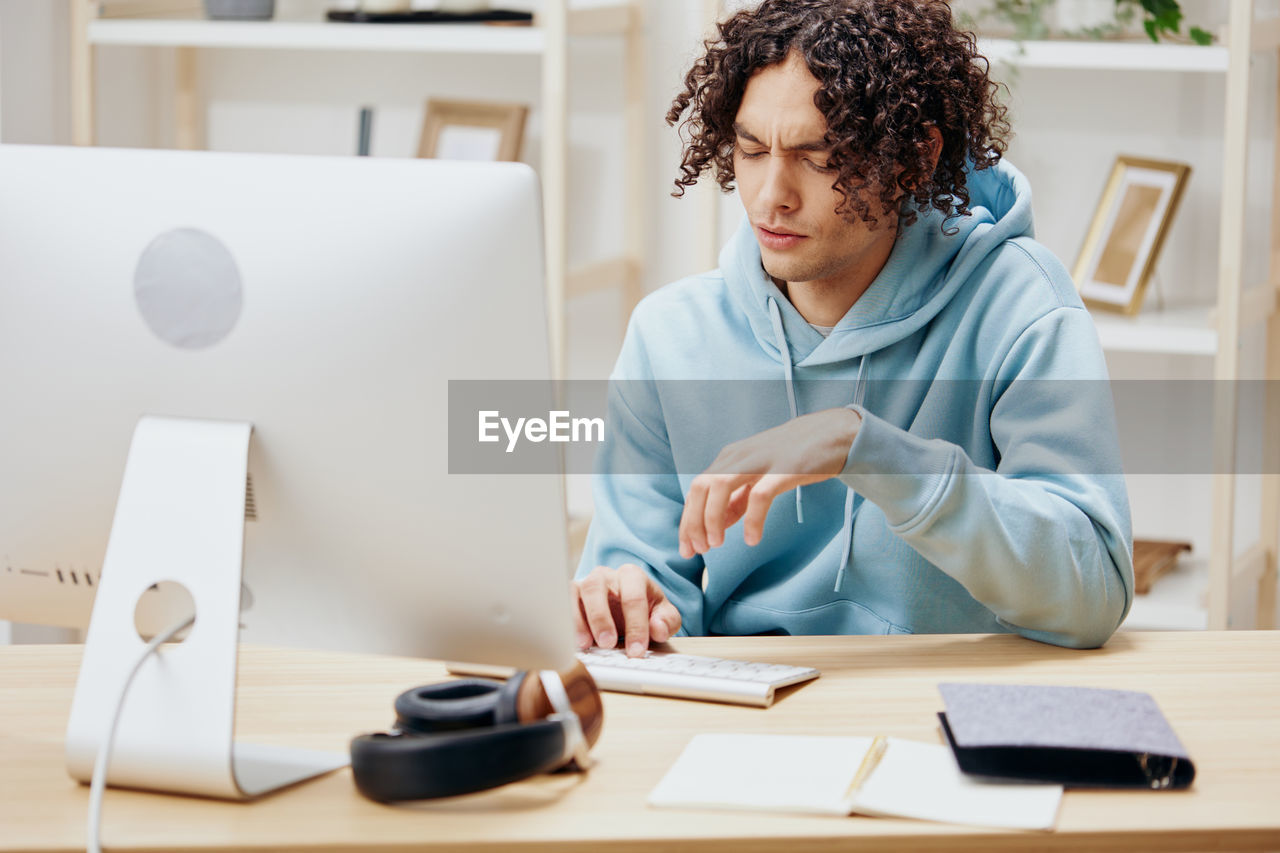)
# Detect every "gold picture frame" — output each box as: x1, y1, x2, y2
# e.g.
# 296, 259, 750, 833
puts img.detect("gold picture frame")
1072, 155, 1191, 315
417, 98, 528, 163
